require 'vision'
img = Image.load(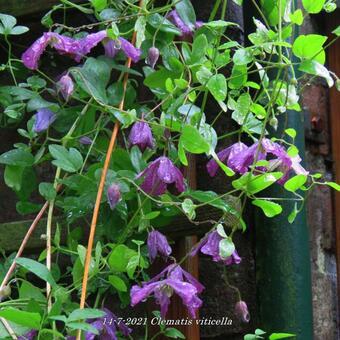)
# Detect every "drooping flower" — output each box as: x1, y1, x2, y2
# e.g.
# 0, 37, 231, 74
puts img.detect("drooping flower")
57, 74, 74, 101
146, 46, 160, 68
18, 330, 37, 340
191, 231, 241, 265
33, 108, 56, 133
207, 138, 309, 184
128, 121, 154, 152
147, 230, 172, 262
107, 184, 121, 210
22, 31, 107, 70
130, 264, 204, 318
207, 142, 248, 177
67, 308, 131, 340
235, 301, 250, 323
167, 10, 203, 38
79, 136, 93, 145
104, 37, 141, 62
136, 156, 185, 196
